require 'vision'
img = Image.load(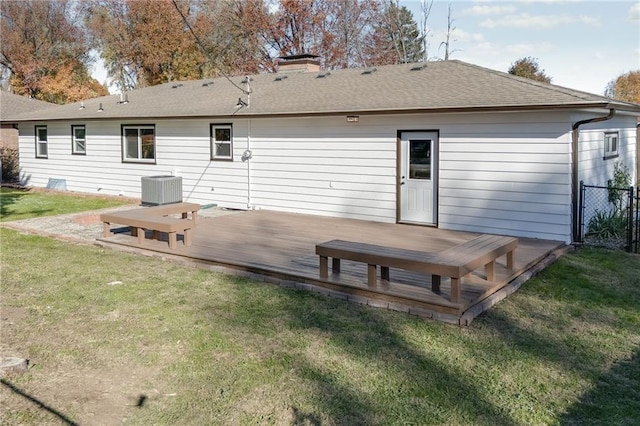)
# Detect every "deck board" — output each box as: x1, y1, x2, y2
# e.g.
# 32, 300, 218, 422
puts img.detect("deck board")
98, 209, 565, 322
